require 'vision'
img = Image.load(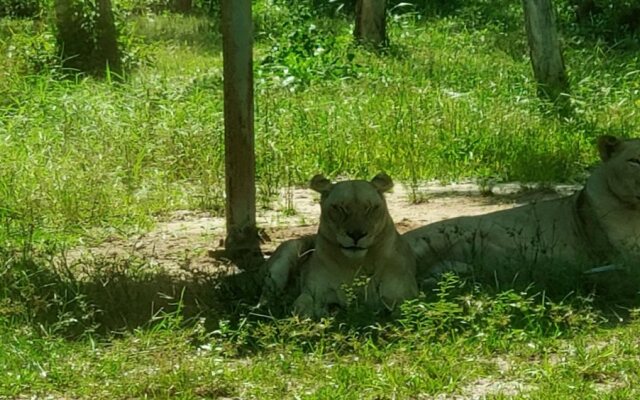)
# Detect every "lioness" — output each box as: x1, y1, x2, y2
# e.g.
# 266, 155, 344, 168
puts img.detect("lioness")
405, 135, 640, 287
264, 135, 640, 296
263, 173, 418, 317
